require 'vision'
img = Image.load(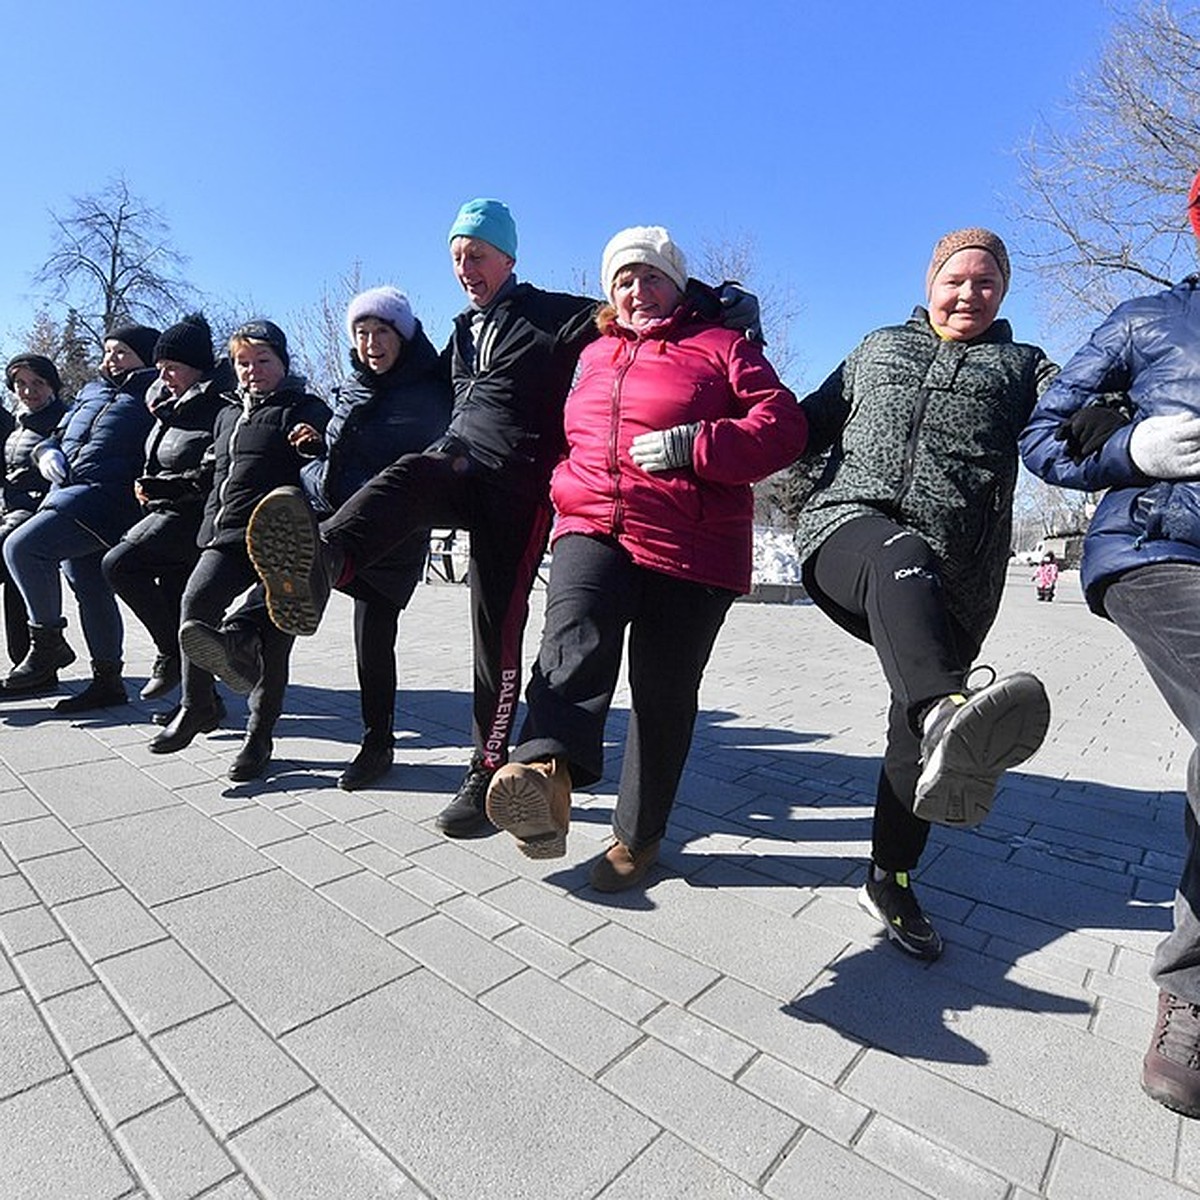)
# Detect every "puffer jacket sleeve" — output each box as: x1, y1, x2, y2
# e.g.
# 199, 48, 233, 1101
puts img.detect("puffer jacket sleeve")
691, 338, 808, 484
1020, 309, 1139, 493
797, 354, 855, 458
